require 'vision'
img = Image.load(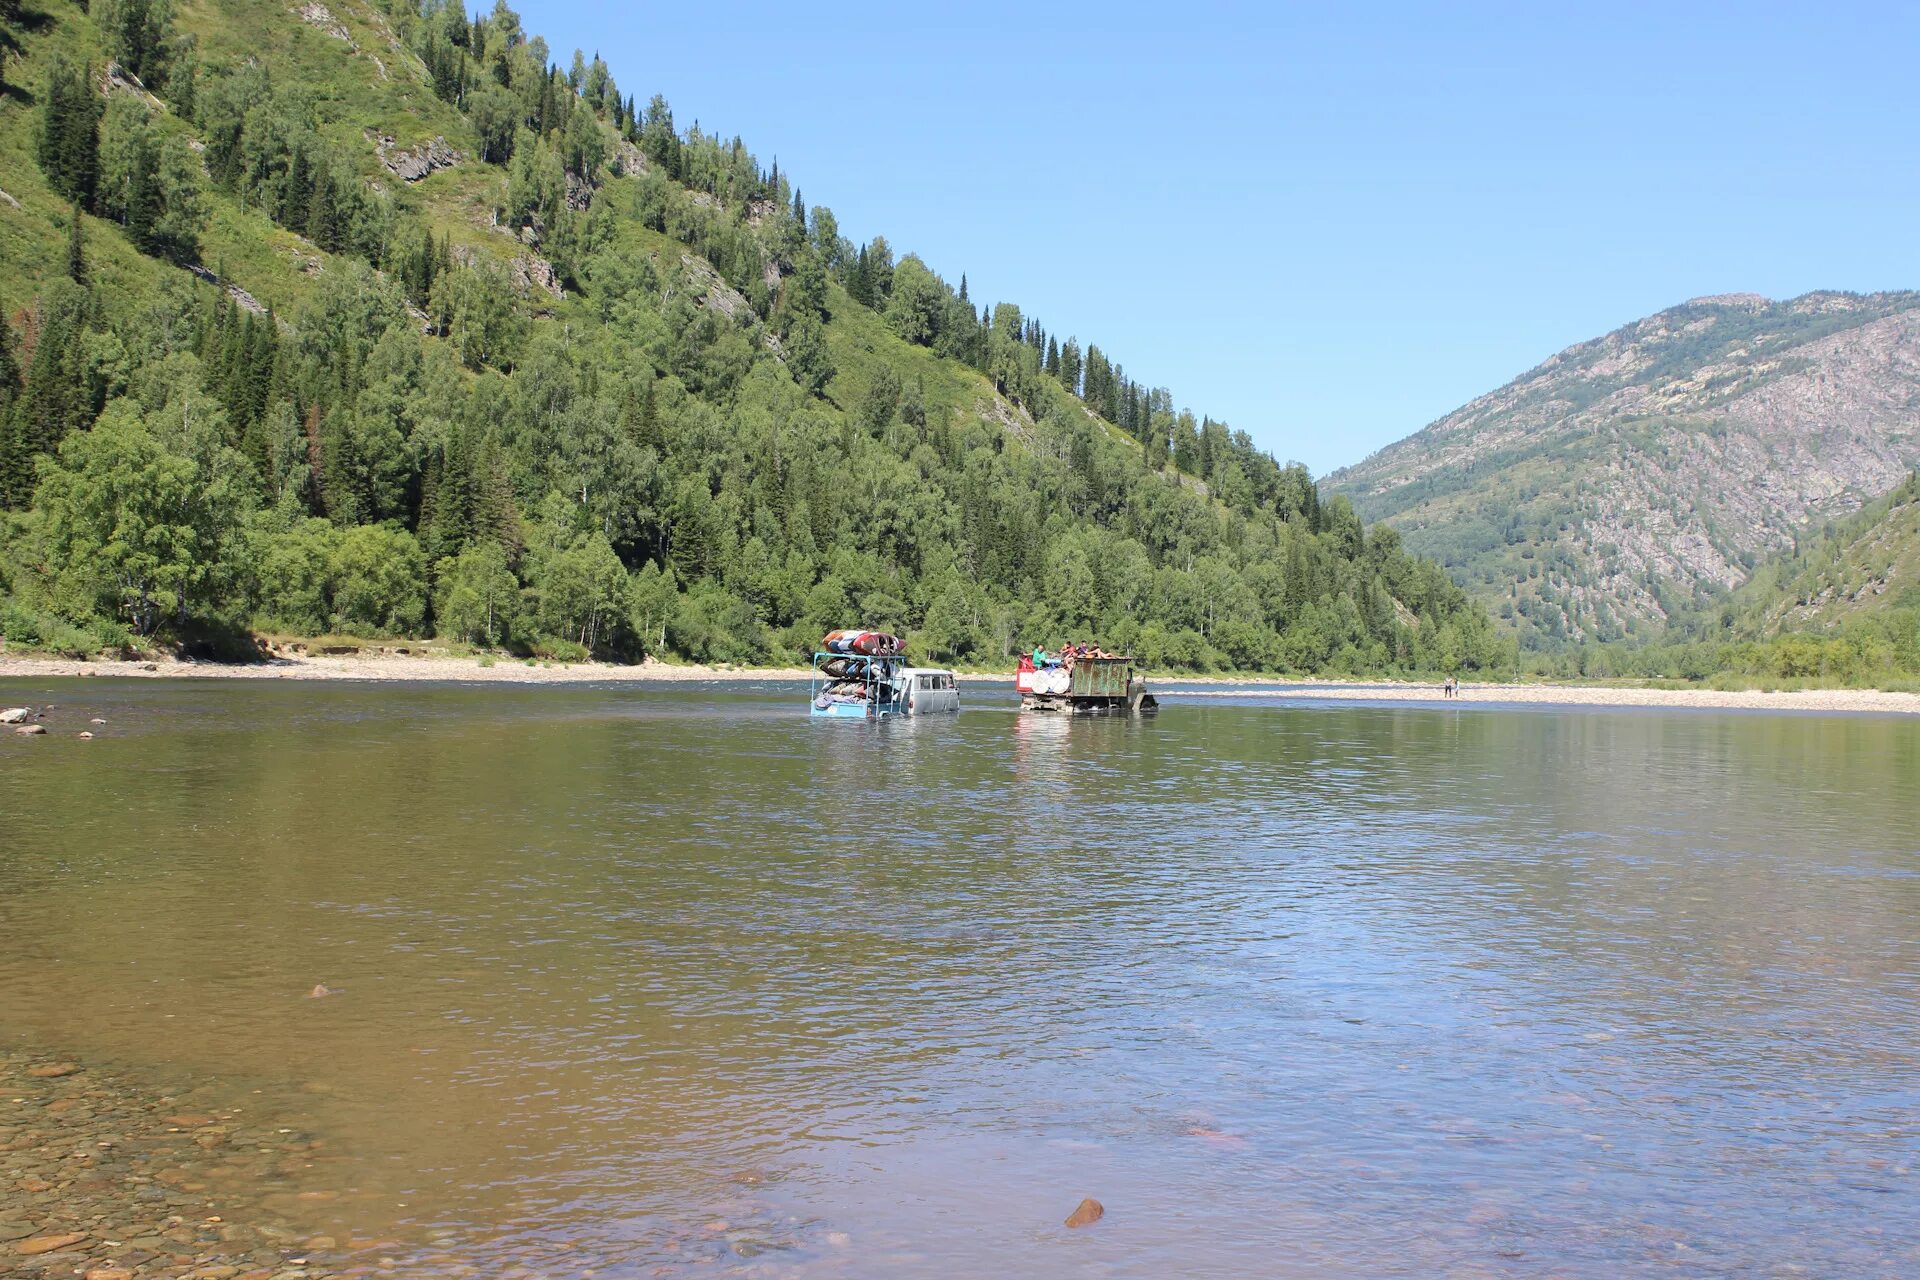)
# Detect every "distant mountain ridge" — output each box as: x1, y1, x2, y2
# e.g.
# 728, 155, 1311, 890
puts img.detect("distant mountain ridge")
1326, 291, 1920, 646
